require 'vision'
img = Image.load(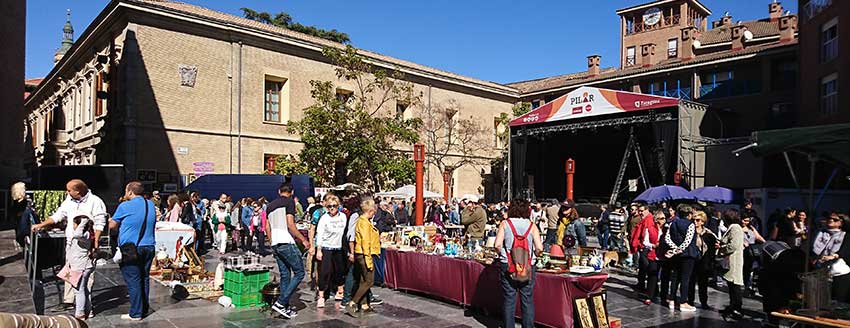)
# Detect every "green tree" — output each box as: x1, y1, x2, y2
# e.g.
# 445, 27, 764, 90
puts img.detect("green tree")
241, 8, 350, 44
270, 154, 310, 176
288, 45, 422, 190
495, 102, 531, 148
